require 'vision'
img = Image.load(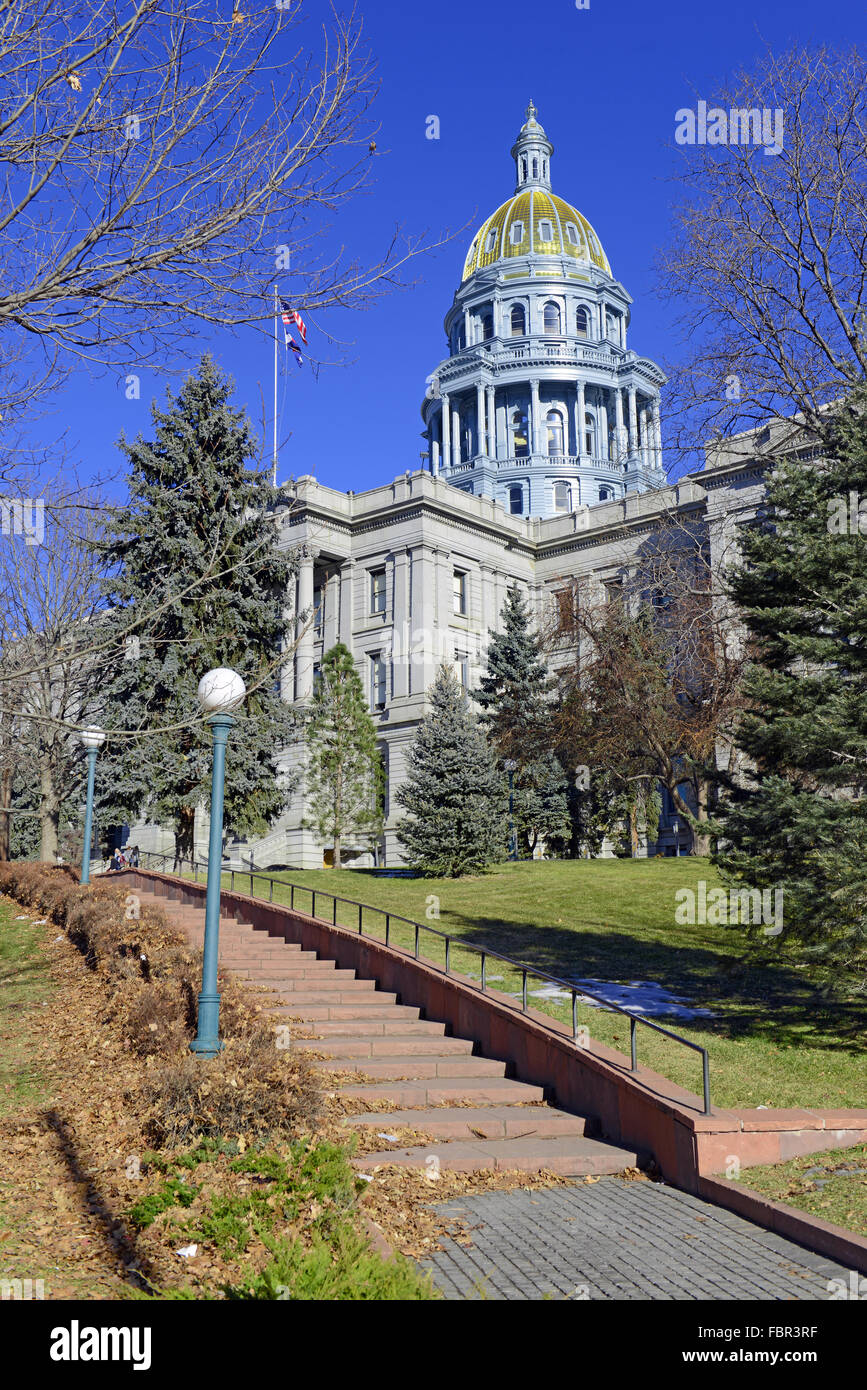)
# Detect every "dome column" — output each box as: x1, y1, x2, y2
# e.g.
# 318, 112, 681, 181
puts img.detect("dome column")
486, 385, 496, 458
652, 399, 662, 469
476, 382, 486, 457
574, 381, 585, 457
530, 378, 541, 456
628, 386, 639, 460
441, 393, 450, 473
451, 400, 461, 467
599, 394, 609, 463
614, 387, 625, 462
